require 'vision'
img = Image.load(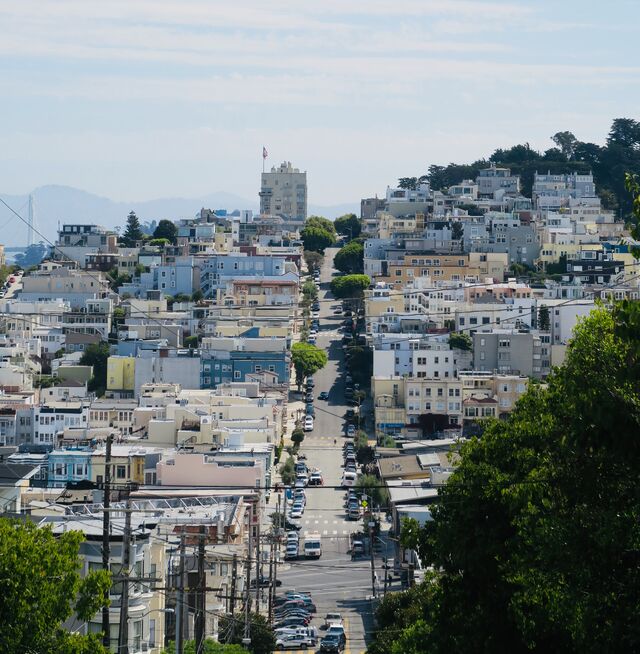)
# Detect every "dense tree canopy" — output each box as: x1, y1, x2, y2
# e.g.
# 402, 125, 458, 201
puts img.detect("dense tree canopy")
334, 241, 364, 274
163, 639, 246, 653
330, 274, 370, 299
300, 226, 335, 253
334, 213, 362, 239
305, 215, 336, 235
291, 342, 328, 390
368, 304, 640, 654
219, 613, 275, 654
303, 250, 323, 273
420, 118, 640, 214
0, 519, 111, 654
79, 341, 111, 396
153, 218, 178, 244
